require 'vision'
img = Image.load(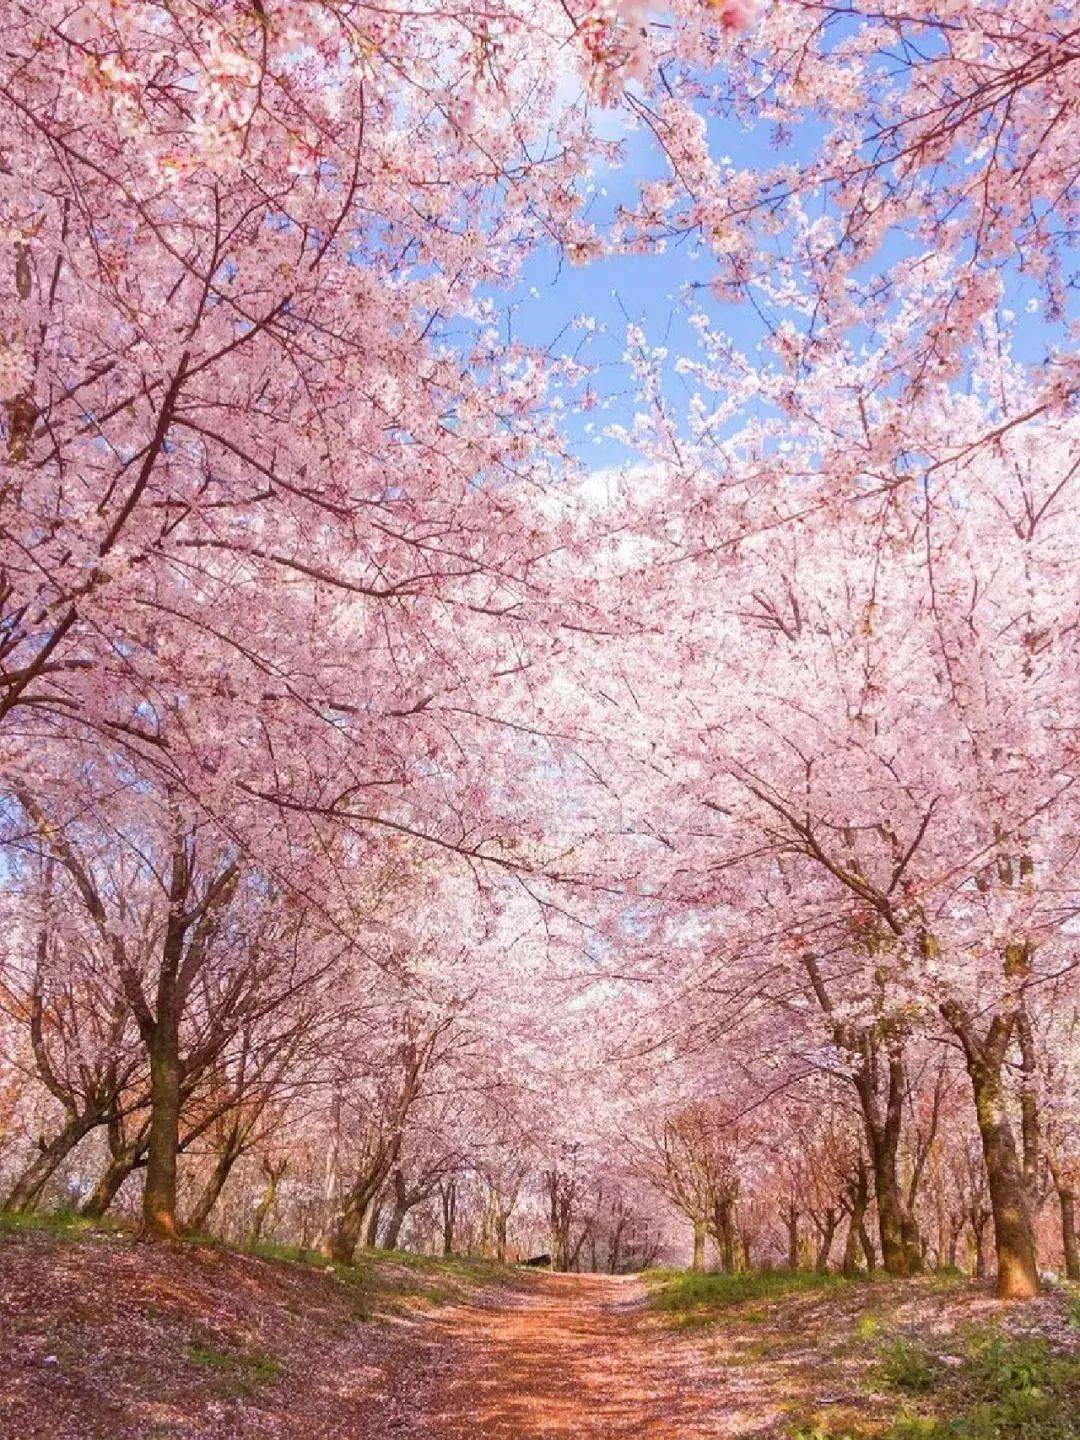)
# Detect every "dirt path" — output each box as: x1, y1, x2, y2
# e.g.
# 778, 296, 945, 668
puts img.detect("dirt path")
395, 1272, 744, 1438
